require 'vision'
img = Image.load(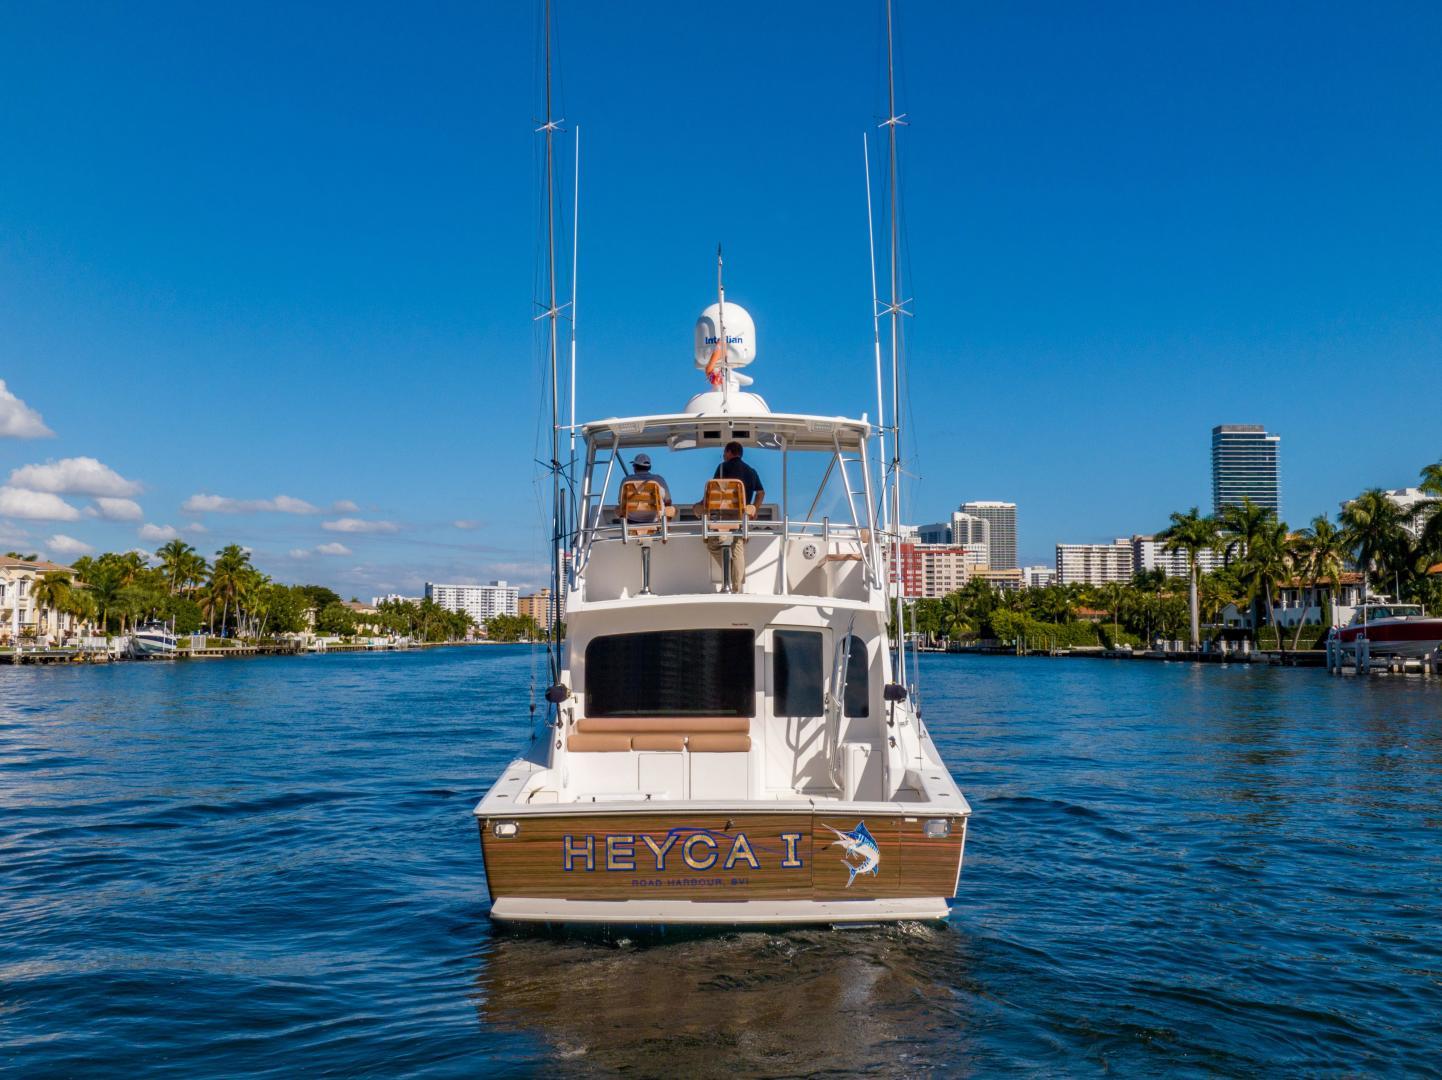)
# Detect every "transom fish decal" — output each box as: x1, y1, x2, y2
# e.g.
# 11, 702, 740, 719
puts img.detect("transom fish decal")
823, 821, 880, 886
